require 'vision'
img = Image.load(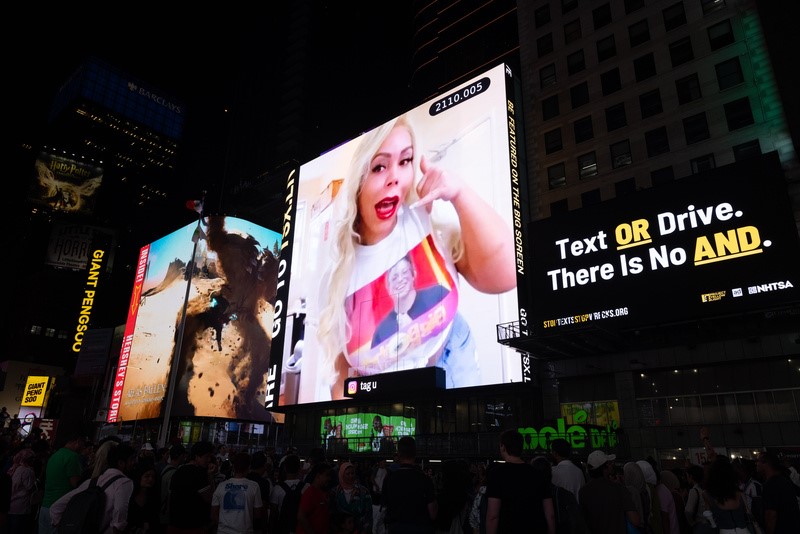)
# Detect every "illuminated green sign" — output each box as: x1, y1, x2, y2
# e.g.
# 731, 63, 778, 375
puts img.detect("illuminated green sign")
519, 416, 620, 451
